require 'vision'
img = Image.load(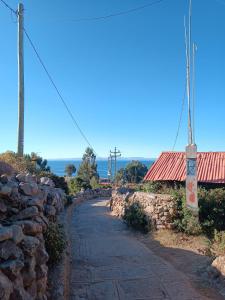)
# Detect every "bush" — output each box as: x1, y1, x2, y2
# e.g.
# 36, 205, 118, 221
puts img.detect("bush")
211, 230, 225, 256
123, 202, 151, 233
44, 222, 66, 265
199, 188, 225, 235
68, 176, 91, 195
39, 171, 69, 194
